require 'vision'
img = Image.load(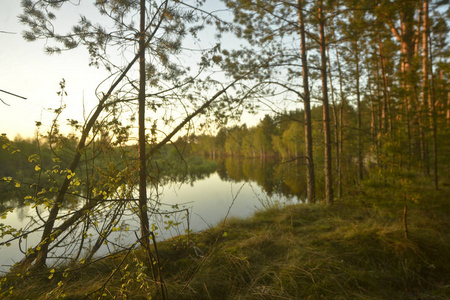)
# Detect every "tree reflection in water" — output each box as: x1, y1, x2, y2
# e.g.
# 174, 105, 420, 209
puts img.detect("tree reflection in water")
0, 156, 307, 272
